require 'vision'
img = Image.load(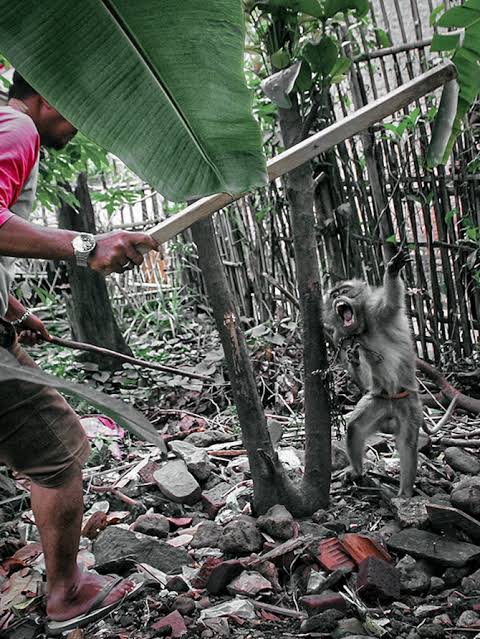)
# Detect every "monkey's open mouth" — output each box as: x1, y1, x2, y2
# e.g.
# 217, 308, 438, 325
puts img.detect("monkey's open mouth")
336, 302, 354, 327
